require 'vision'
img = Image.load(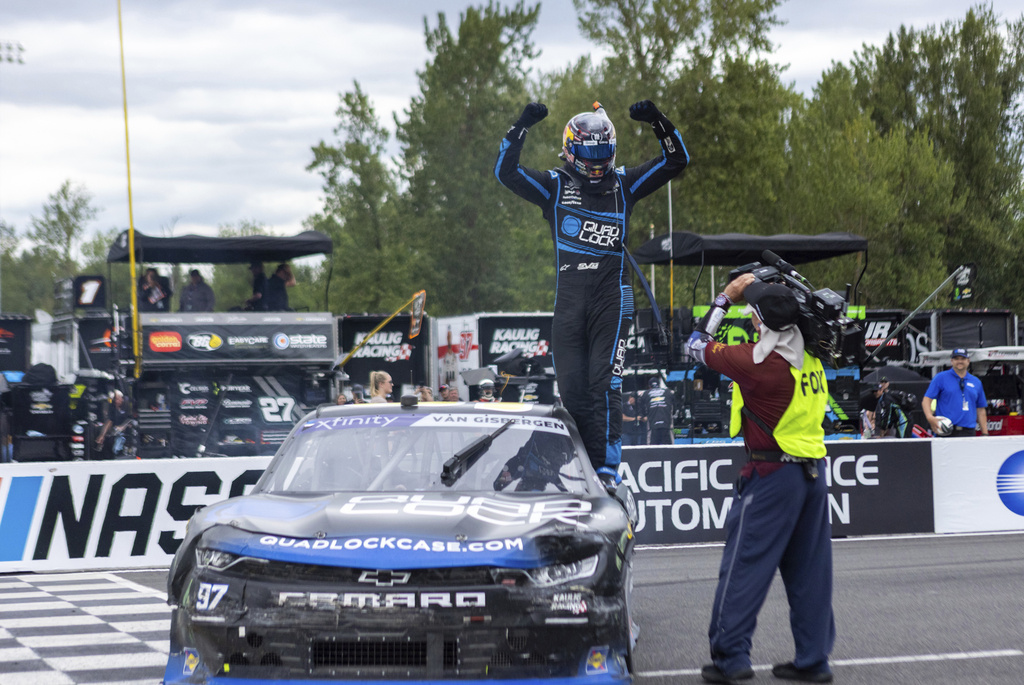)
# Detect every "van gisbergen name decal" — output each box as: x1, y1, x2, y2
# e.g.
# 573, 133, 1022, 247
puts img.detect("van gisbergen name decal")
299, 414, 569, 435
